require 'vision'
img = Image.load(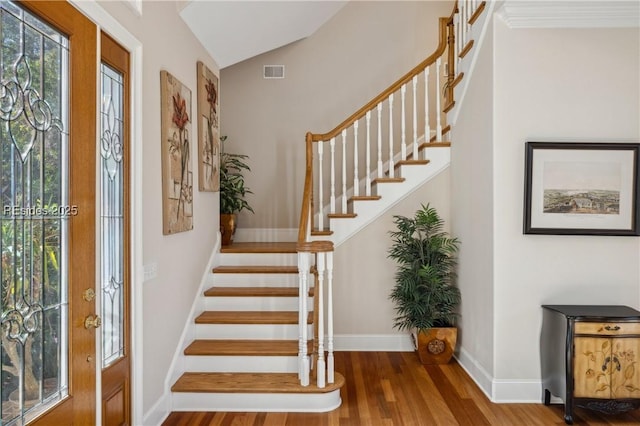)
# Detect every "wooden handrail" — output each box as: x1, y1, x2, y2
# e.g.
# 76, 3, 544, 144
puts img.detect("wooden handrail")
297, 132, 314, 243
309, 15, 452, 142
